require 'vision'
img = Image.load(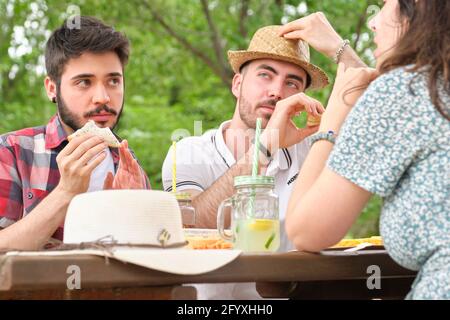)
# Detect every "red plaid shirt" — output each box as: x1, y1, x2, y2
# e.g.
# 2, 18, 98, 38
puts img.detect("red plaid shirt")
0, 115, 151, 240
